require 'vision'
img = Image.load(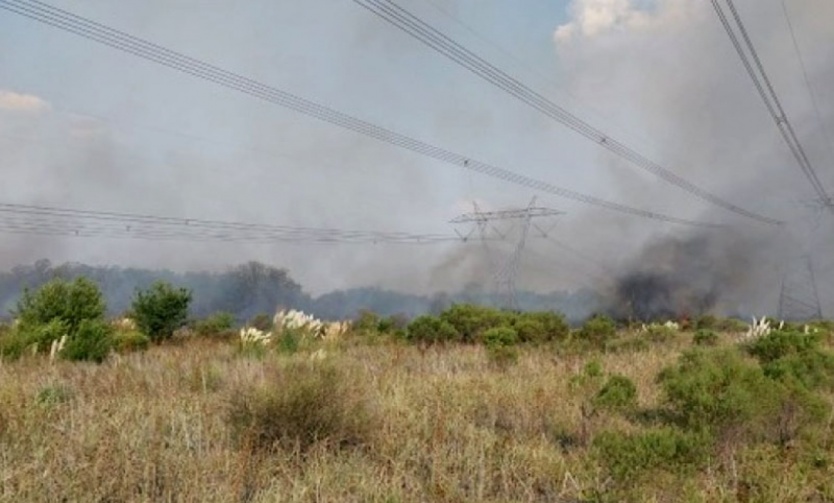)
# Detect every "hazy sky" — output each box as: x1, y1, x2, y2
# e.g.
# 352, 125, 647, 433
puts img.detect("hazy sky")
1, 0, 833, 302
